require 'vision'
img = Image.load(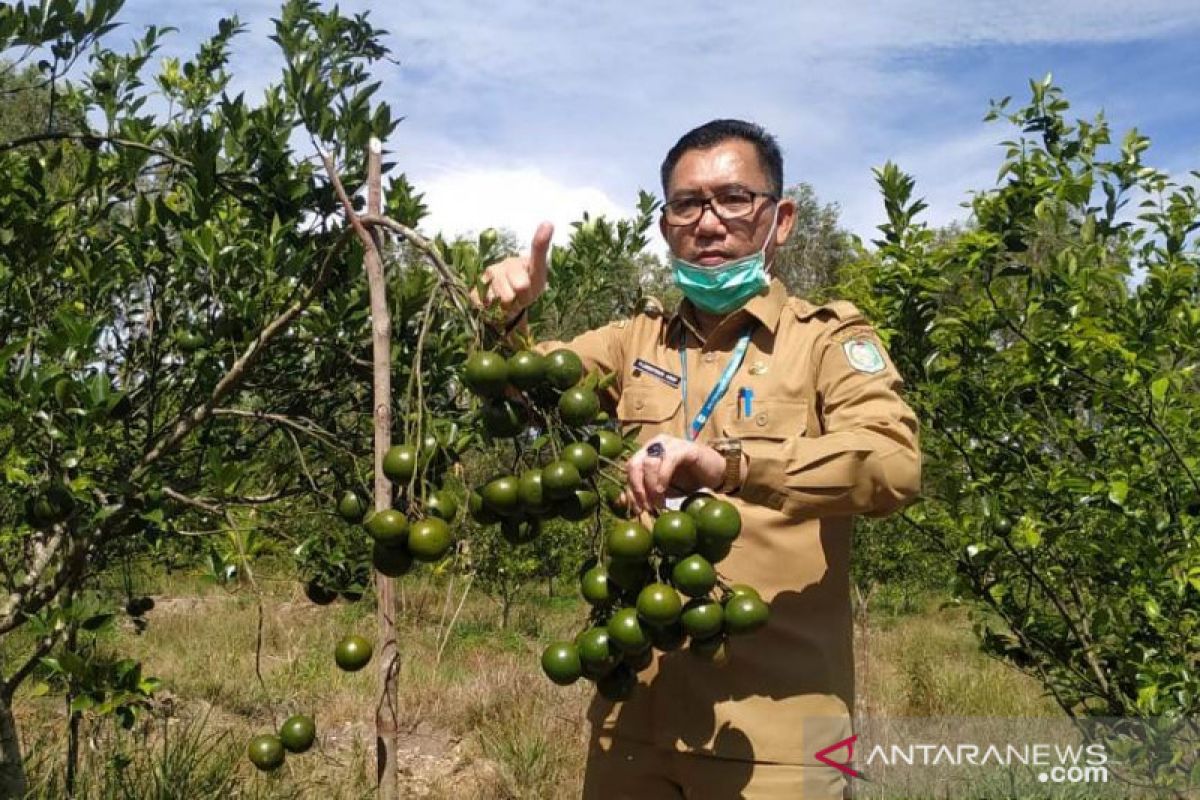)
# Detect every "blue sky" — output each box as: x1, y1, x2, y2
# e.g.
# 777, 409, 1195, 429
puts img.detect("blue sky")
118, 0, 1200, 252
